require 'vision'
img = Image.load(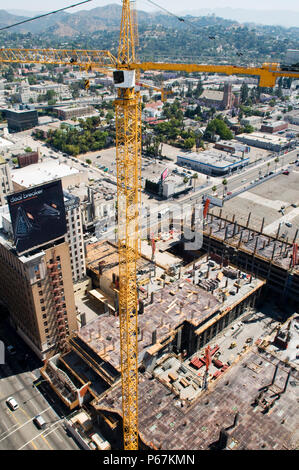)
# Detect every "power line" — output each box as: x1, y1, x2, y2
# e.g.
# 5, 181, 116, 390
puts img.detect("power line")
144, 0, 185, 22
0, 0, 93, 32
